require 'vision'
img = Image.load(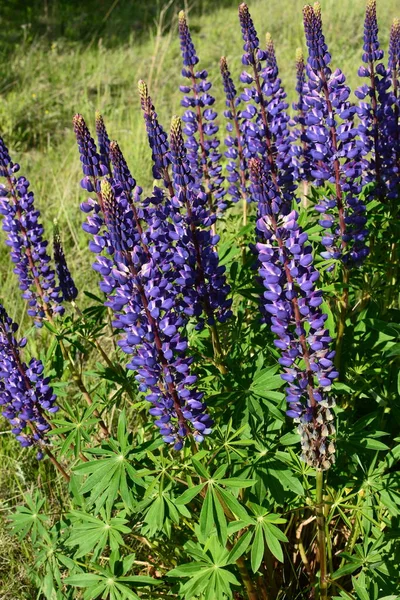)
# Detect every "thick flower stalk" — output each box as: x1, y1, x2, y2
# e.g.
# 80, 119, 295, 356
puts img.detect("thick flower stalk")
138, 80, 173, 195
303, 3, 369, 265
0, 303, 58, 455
82, 177, 212, 448
238, 5, 295, 213
169, 116, 232, 342
0, 136, 64, 326
95, 112, 111, 174
220, 56, 249, 224
291, 48, 313, 184
250, 158, 337, 469
53, 222, 78, 303
178, 11, 226, 216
